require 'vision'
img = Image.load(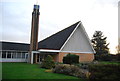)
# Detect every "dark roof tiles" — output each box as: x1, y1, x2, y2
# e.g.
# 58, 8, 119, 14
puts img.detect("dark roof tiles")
1, 41, 29, 51
38, 21, 80, 50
